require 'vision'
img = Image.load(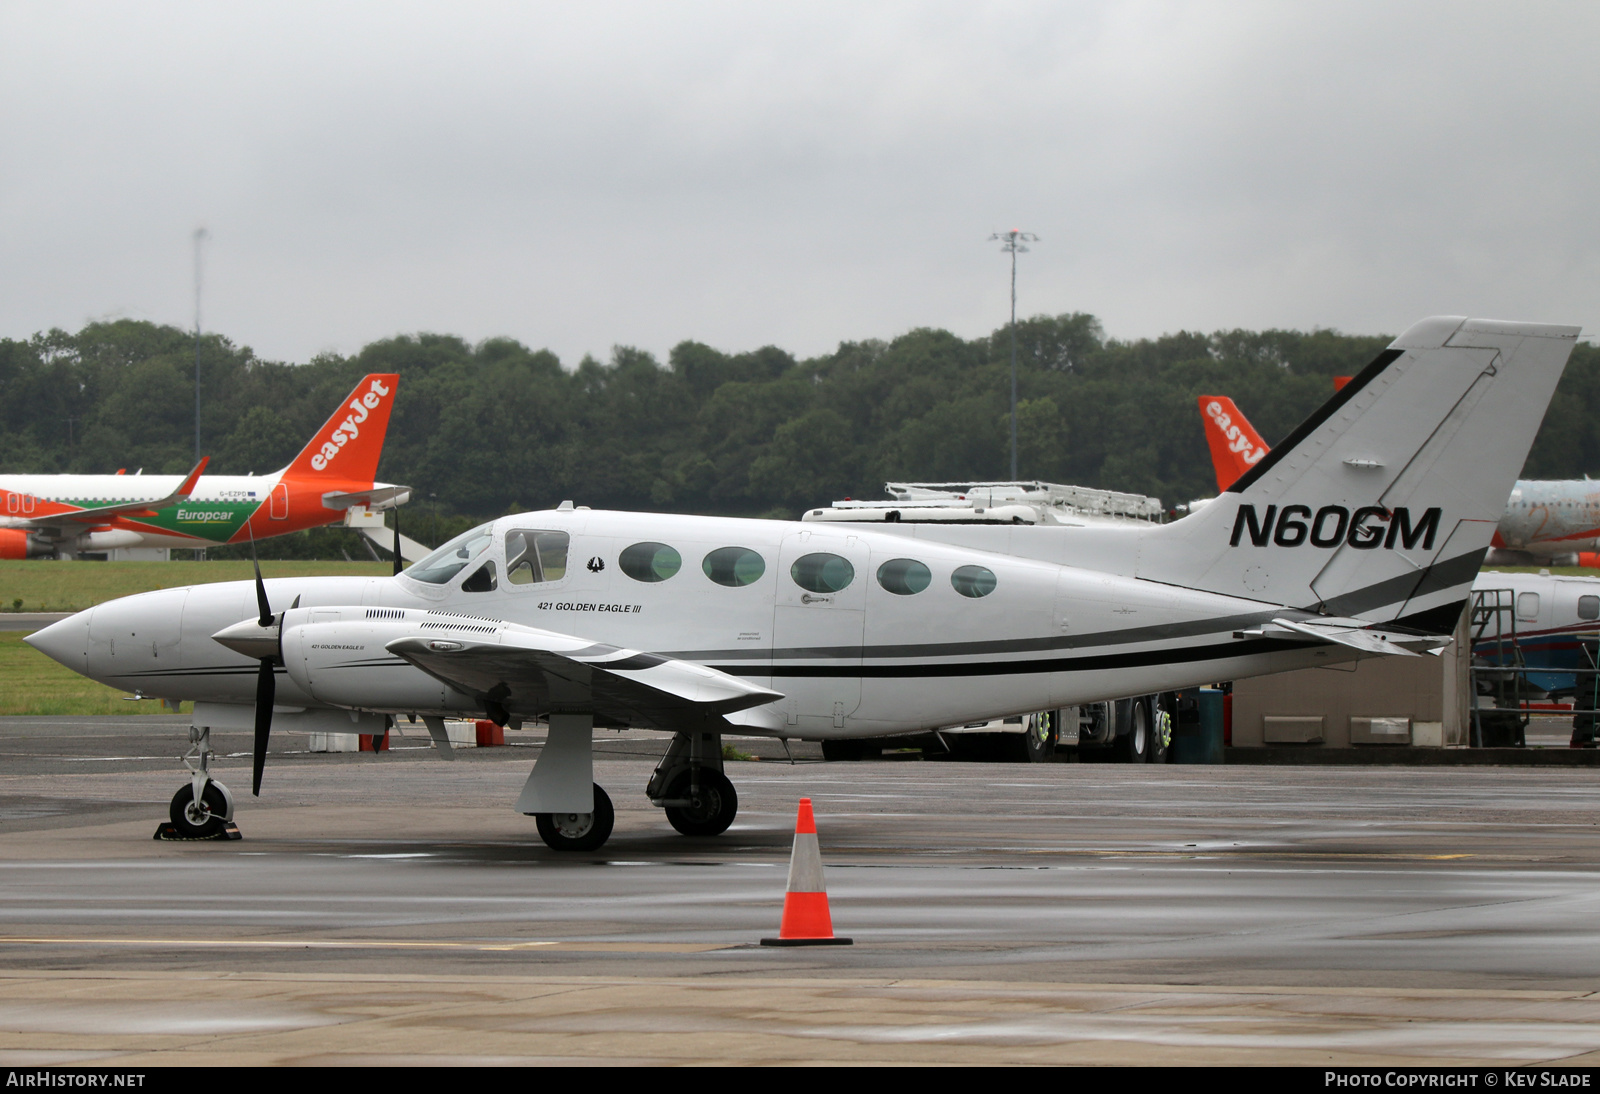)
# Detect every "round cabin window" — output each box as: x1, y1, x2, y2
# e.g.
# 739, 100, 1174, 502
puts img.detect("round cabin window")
791, 552, 855, 594
876, 558, 931, 595
619, 541, 682, 583
951, 564, 998, 598
702, 547, 766, 587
